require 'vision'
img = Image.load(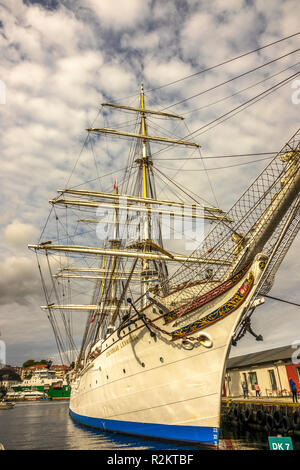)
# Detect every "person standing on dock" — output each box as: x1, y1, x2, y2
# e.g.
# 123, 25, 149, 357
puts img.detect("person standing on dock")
242, 382, 249, 399
254, 384, 261, 397
289, 378, 298, 403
